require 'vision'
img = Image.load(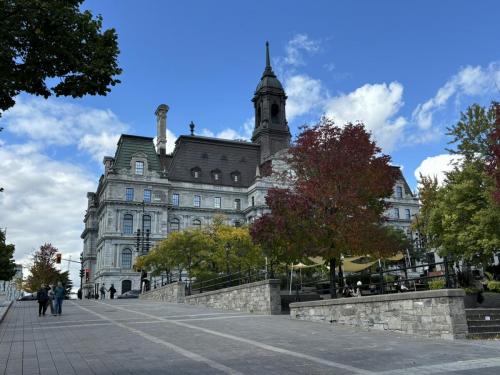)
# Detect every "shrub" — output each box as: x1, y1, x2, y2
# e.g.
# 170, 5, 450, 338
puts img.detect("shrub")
487, 280, 500, 292
428, 278, 445, 290
463, 287, 479, 295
